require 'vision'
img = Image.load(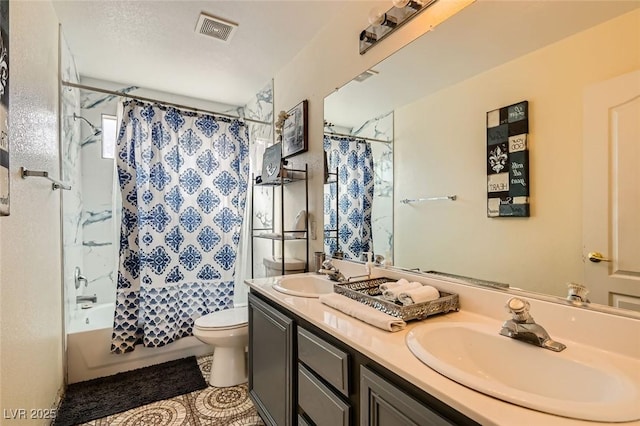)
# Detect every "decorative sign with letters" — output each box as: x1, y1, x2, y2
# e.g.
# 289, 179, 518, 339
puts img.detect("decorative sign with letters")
0, 0, 9, 216
486, 101, 529, 217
